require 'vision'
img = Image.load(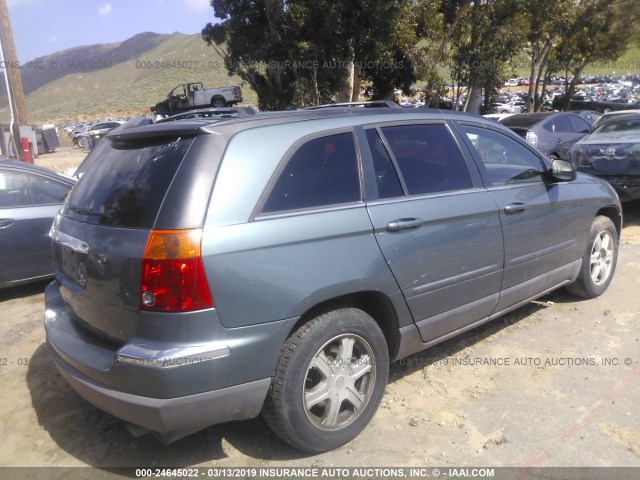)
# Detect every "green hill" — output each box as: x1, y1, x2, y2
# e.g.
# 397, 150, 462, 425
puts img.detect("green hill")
0, 32, 254, 124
